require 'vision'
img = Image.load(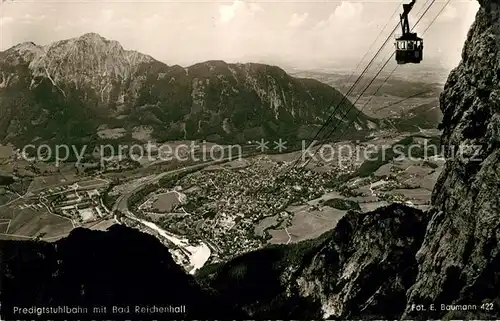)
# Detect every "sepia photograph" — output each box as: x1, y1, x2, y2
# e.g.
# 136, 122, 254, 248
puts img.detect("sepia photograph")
0, 0, 498, 319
